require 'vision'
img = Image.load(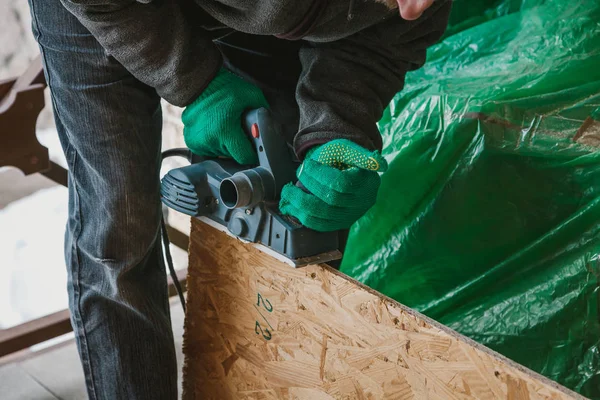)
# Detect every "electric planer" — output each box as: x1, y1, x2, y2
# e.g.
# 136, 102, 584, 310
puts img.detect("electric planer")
160, 108, 343, 266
